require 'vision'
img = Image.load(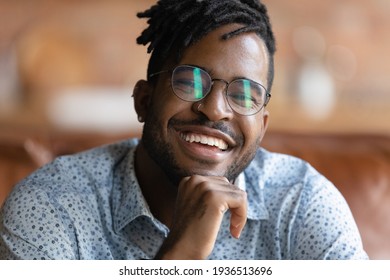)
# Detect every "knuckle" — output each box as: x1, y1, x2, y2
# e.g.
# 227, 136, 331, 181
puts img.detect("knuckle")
230, 189, 247, 200
201, 187, 218, 201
